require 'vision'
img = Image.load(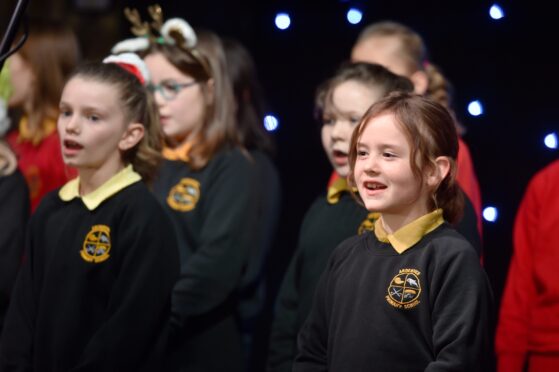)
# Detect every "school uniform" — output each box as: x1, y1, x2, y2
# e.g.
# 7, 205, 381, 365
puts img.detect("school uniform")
153, 146, 259, 372
0, 169, 29, 334
0, 165, 179, 372
238, 149, 282, 365
294, 209, 494, 372
267, 176, 375, 372
6, 117, 76, 212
